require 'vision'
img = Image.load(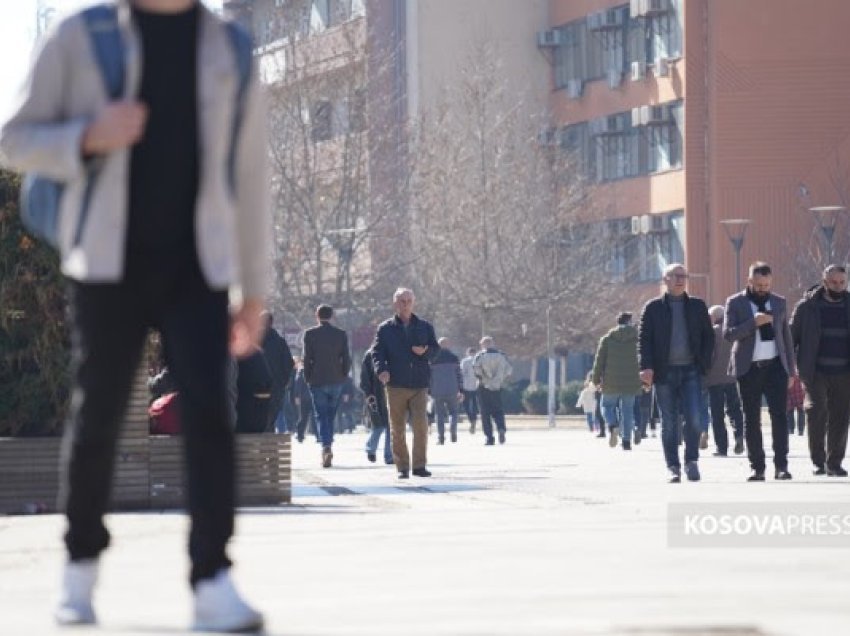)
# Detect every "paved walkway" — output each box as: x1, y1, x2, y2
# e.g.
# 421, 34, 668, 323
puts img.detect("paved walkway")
1, 418, 848, 635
